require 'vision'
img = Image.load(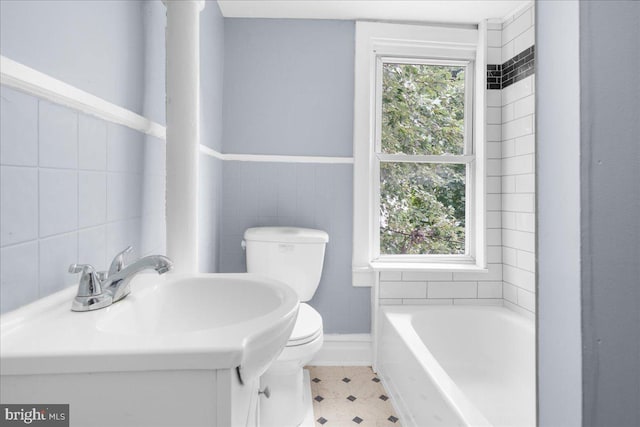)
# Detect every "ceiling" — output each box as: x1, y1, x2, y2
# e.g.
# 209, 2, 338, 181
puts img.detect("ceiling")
216, 0, 530, 25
